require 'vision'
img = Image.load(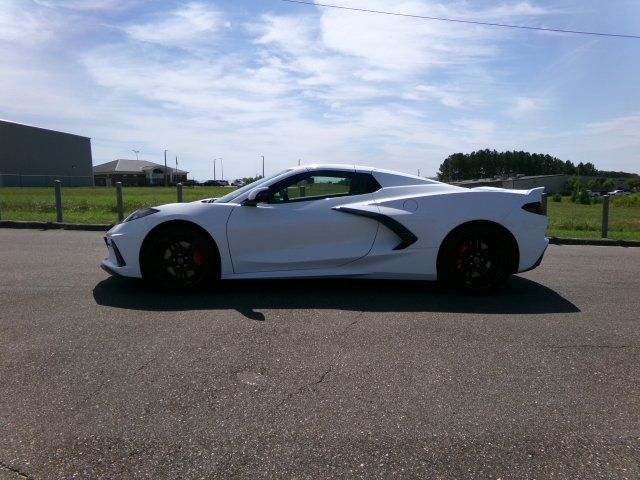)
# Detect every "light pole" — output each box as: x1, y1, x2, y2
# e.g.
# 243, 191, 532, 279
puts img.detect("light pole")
132, 150, 140, 161
213, 158, 217, 180
261, 155, 265, 178
220, 158, 224, 181
164, 149, 168, 186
